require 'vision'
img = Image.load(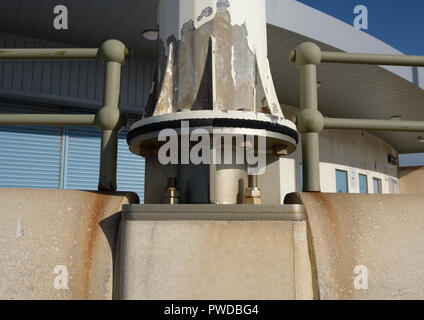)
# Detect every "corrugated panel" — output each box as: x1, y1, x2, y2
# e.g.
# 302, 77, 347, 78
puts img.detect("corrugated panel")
117, 126, 145, 203
0, 32, 156, 113
62, 126, 101, 190
0, 103, 62, 188
0, 102, 145, 199
63, 114, 145, 202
